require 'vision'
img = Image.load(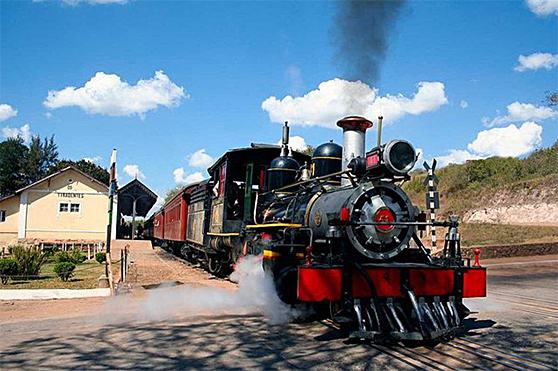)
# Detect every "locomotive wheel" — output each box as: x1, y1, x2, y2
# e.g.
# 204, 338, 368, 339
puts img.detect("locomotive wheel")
206, 254, 222, 275
205, 252, 229, 277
